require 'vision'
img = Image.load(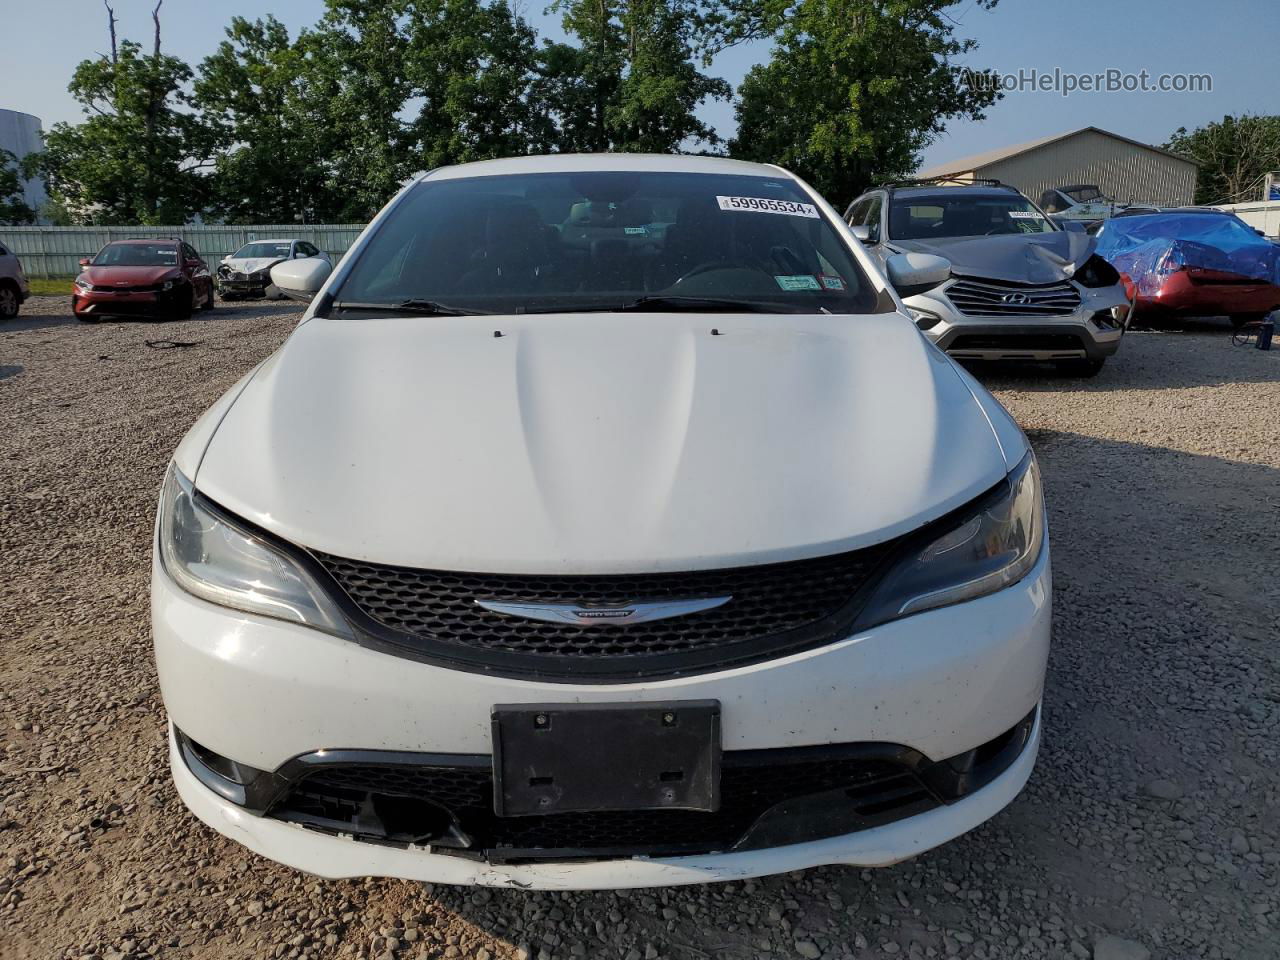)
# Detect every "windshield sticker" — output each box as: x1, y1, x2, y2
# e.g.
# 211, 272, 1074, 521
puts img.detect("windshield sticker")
623, 226, 648, 235
717, 196, 820, 219
775, 274, 822, 291
1007, 211, 1045, 219
818, 274, 846, 291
